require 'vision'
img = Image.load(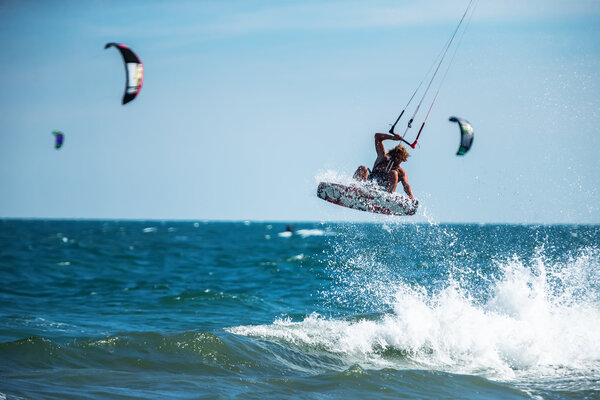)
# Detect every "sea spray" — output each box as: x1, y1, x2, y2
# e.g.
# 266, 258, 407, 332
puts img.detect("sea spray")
231, 227, 600, 387
3, 221, 599, 399
320, 222, 462, 314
